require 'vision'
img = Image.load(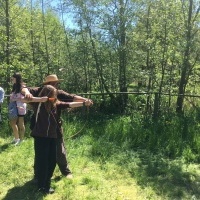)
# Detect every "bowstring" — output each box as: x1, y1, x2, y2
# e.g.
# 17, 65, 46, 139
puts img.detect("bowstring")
65, 105, 89, 140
